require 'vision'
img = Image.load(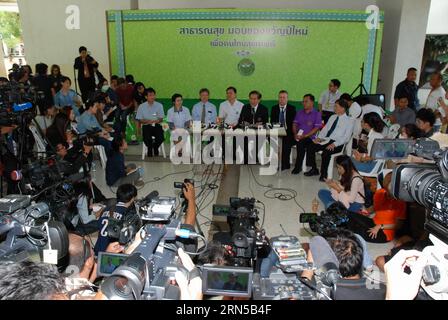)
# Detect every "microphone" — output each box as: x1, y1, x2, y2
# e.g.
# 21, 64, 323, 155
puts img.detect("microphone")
310, 236, 341, 287
13, 102, 33, 113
